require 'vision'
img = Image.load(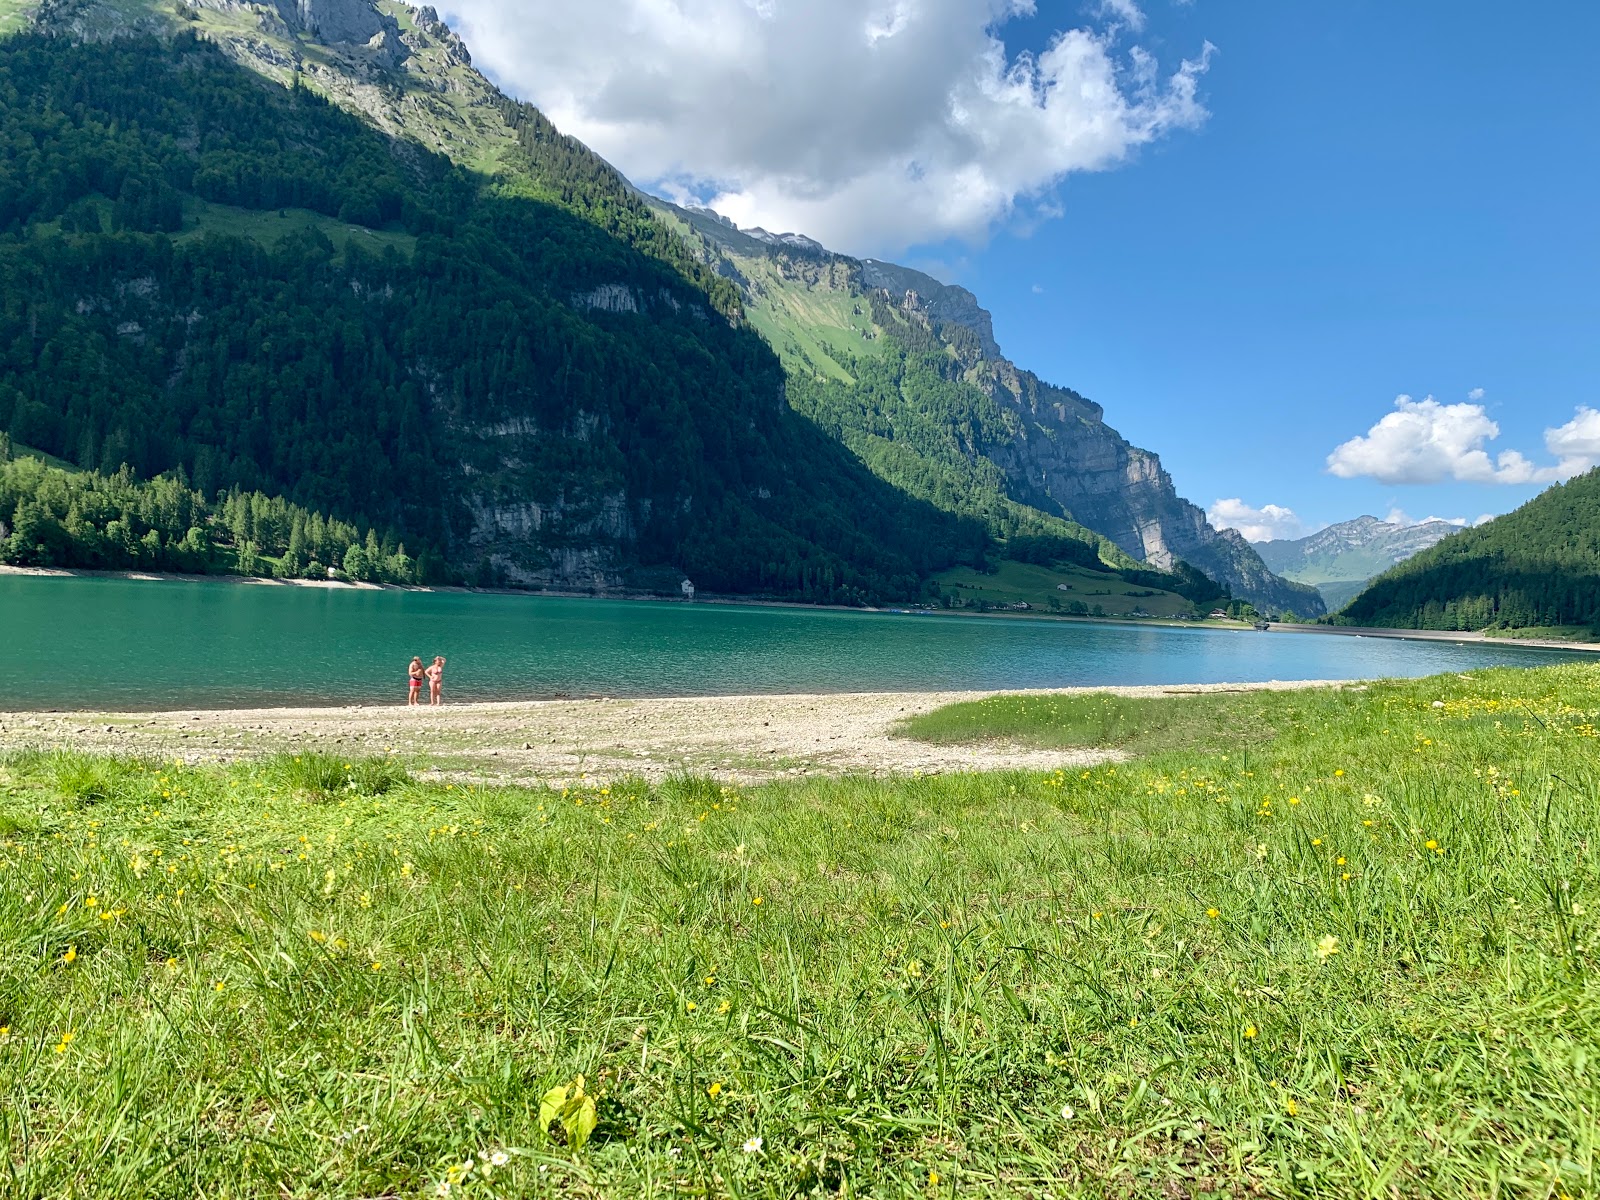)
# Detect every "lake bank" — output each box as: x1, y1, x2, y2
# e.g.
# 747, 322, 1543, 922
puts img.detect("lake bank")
0, 679, 1350, 784
6, 664, 1596, 1196
1268, 620, 1600, 653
